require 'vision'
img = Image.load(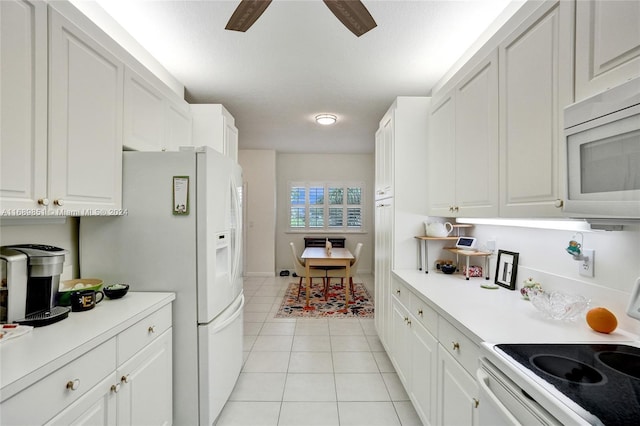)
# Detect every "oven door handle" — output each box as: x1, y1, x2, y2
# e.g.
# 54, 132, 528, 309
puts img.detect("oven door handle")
477, 367, 520, 426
